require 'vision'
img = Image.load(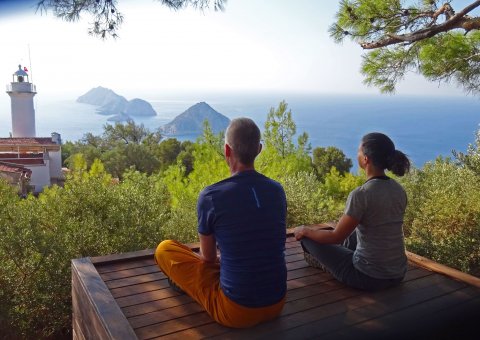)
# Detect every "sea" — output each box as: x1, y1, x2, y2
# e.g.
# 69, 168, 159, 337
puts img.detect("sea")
0, 92, 479, 169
